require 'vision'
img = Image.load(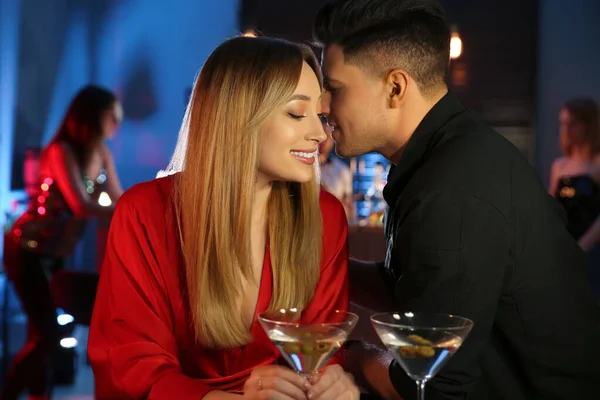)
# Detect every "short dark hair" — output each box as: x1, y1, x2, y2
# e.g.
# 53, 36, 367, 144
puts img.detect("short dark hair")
314, 0, 450, 95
